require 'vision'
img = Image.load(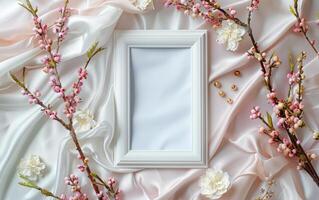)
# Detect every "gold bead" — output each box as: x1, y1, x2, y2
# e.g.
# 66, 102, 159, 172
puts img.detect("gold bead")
218, 90, 226, 97
231, 84, 238, 91
213, 80, 222, 88
234, 70, 241, 77
227, 98, 233, 104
